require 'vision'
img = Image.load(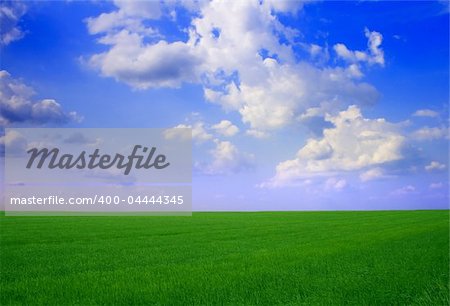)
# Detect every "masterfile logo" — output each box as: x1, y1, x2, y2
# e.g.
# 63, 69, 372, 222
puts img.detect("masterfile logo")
4, 128, 192, 216
26, 145, 170, 175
